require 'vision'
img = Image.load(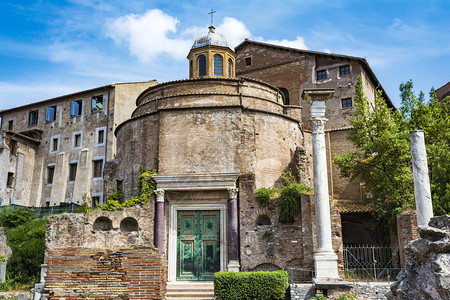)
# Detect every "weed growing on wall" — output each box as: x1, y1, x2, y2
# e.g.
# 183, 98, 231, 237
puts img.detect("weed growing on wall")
101, 168, 157, 211
254, 171, 312, 222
